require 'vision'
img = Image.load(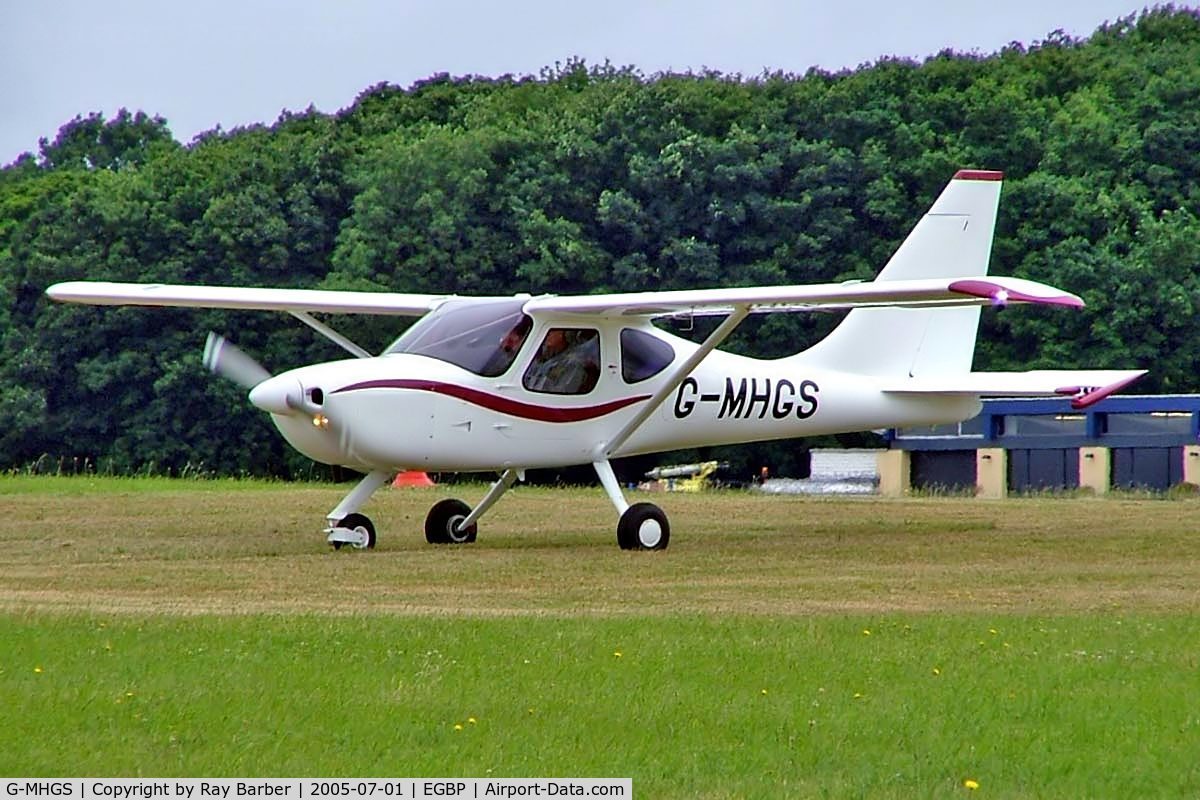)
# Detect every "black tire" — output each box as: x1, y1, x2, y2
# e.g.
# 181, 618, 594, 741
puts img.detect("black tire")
616, 502, 670, 551
333, 512, 376, 550
425, 498, 478, 545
